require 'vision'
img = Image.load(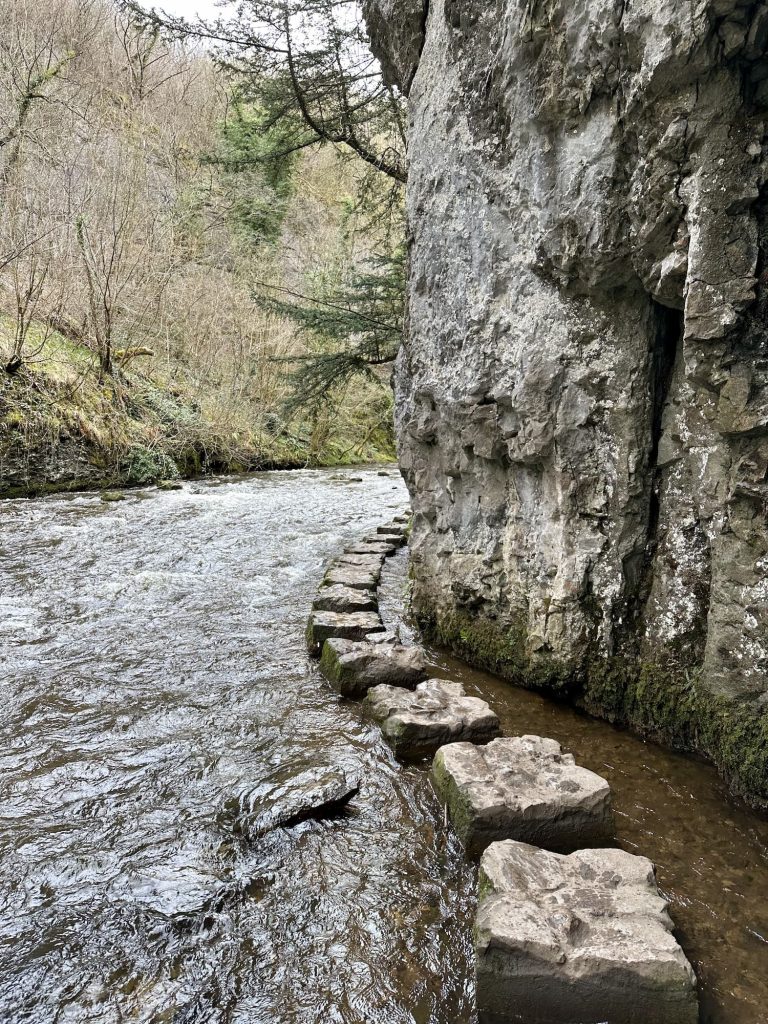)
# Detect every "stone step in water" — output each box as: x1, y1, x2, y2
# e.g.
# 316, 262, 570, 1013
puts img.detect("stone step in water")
475, 840, 698, 1024
345, 541, 397, 556
306, 610, 385, 656
320, 638, 428, 697
364, 679, 500, 759
432, 736, 613, 858
312, 585, 378, 614
333, 552, 386, 570
321, 566, 380, 591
